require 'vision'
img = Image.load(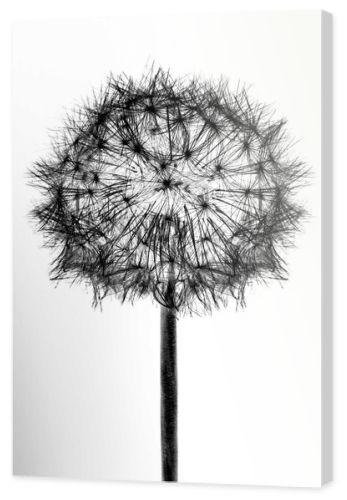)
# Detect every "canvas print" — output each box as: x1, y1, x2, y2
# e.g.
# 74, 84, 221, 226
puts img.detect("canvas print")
13, 11, 331, 487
